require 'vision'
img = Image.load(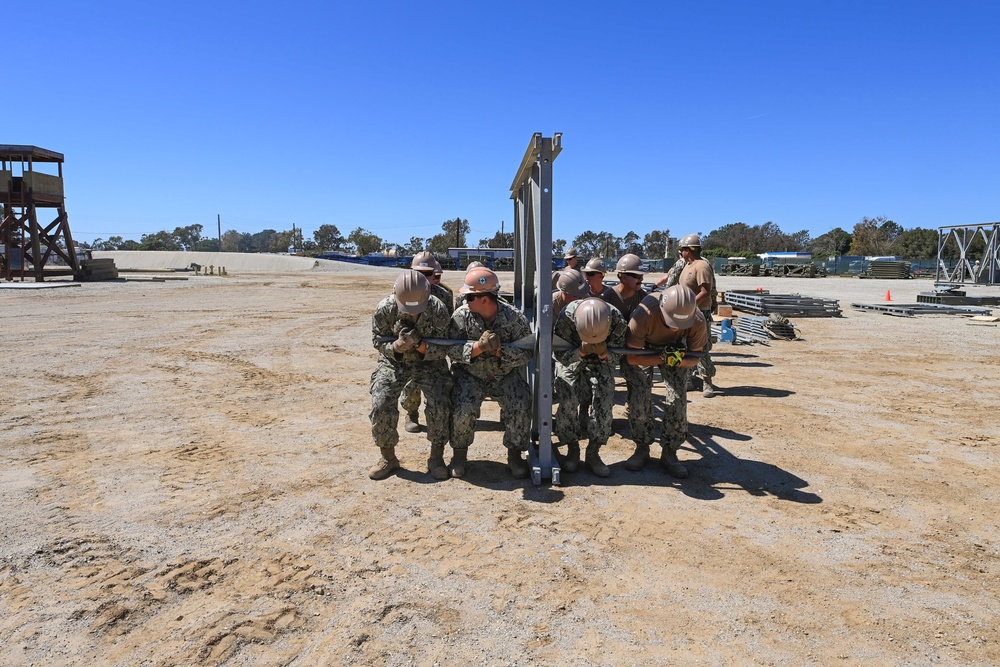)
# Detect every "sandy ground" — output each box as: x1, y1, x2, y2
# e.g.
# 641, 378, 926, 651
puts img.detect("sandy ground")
1, 266, 999, 666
